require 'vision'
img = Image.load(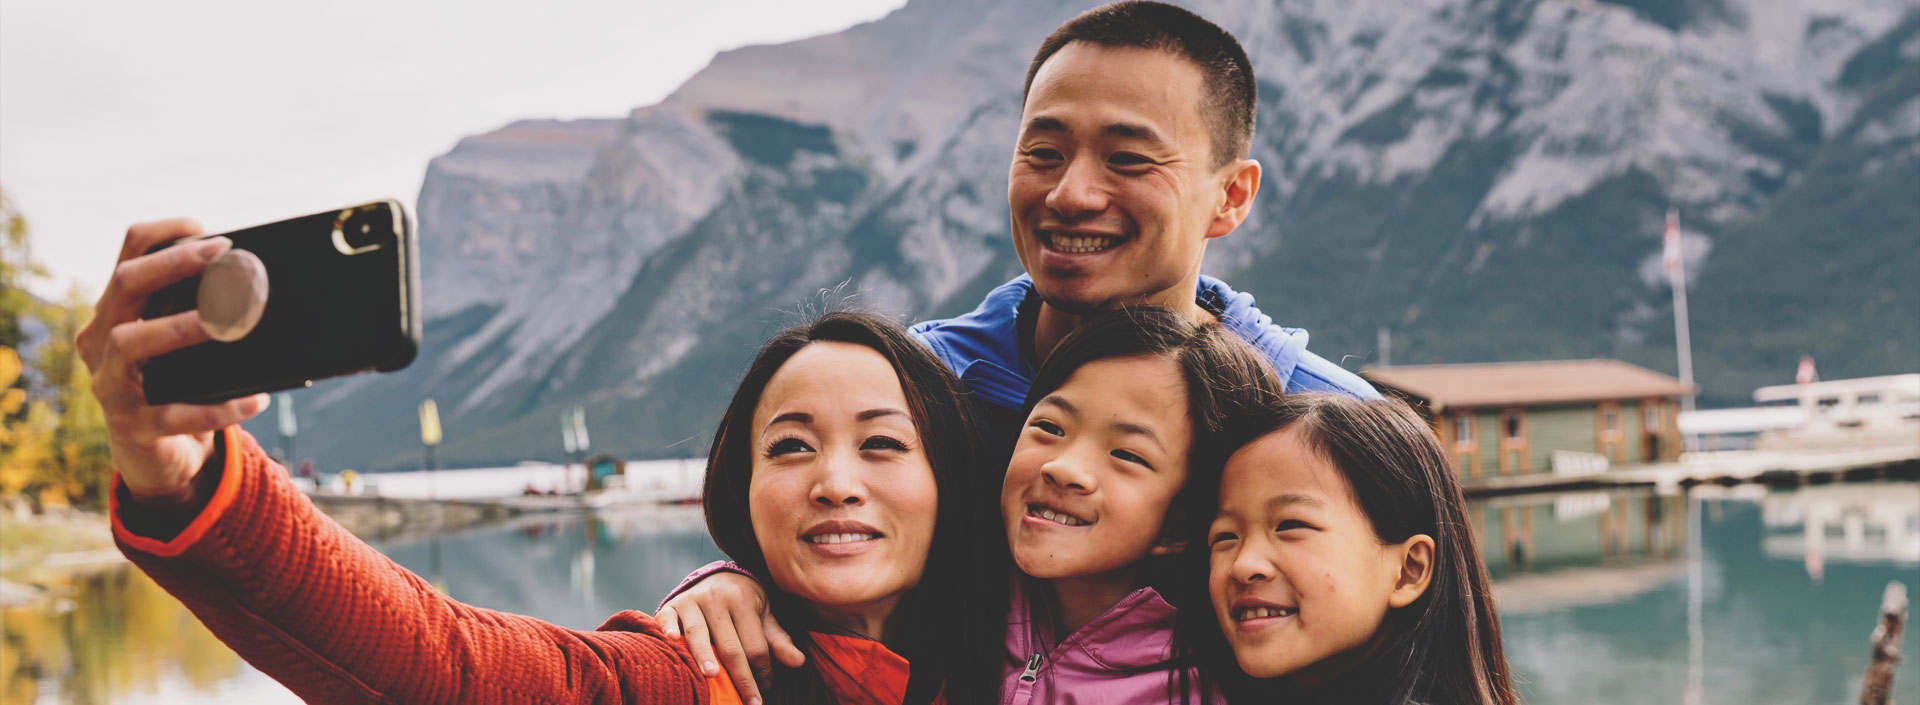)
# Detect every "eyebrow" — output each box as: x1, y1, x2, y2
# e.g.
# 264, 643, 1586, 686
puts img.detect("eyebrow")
1108, 420, 1165, 453
856, 408, 908, 422
1020, 116, 1167, 144
765, 412, 812, 431
1267, 493, 1326, 511
765, 408, 906, 431
1036, 395, 1079, 417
